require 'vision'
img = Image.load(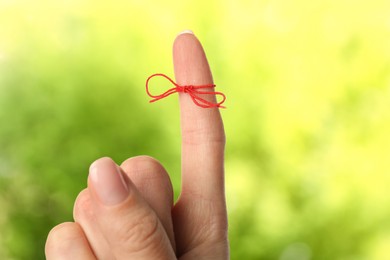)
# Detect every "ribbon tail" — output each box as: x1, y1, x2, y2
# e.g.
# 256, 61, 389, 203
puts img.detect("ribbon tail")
189, 90, 226, 108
